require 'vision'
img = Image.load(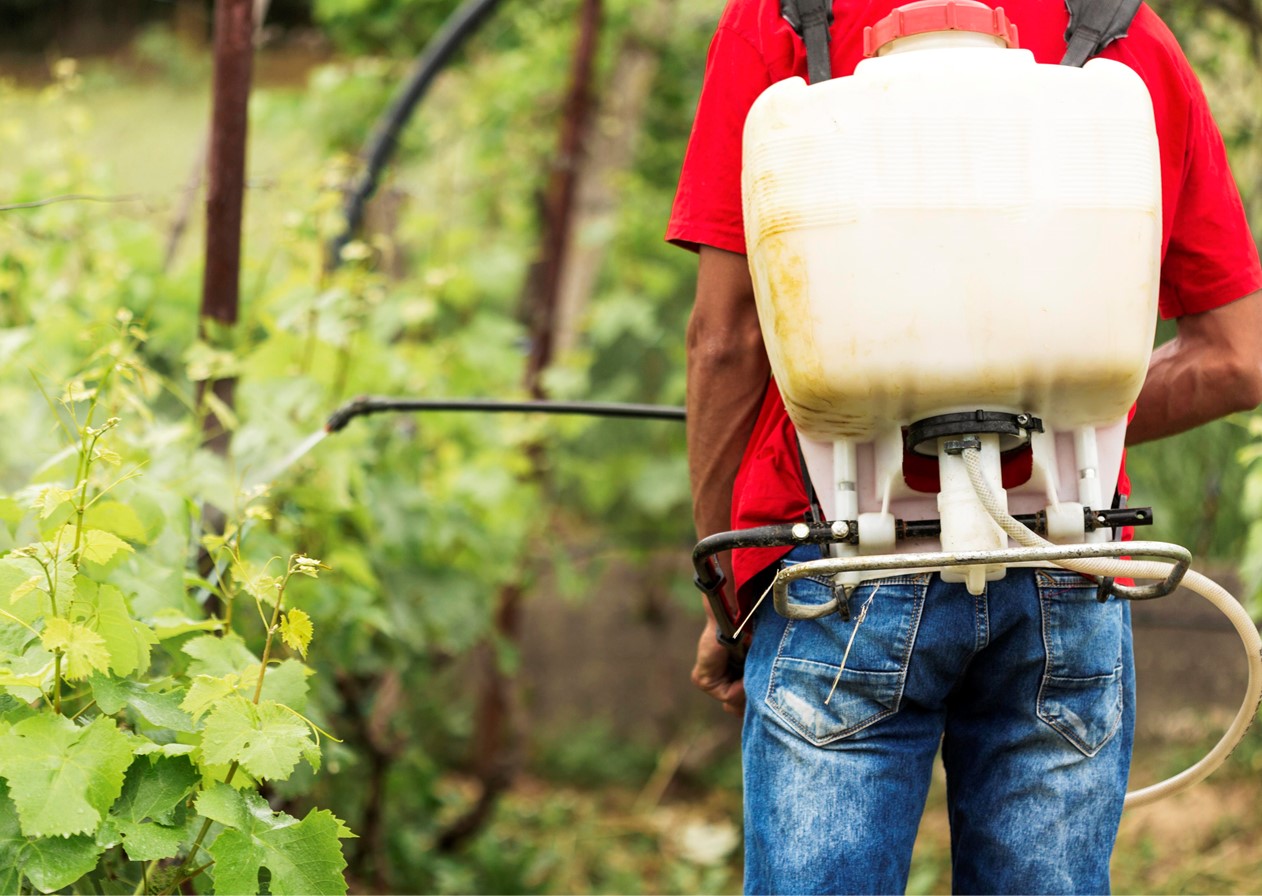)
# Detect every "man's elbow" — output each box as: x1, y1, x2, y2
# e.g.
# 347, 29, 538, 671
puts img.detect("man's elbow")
1225, 355, 1262, 411
686, 314, 767, 373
